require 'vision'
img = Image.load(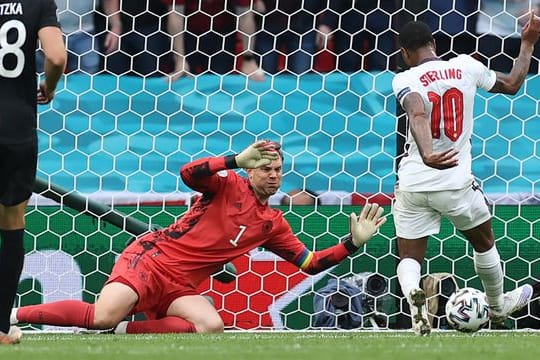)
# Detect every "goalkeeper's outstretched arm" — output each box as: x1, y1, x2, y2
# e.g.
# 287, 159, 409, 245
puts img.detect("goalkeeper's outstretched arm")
268, 203, 386, 275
